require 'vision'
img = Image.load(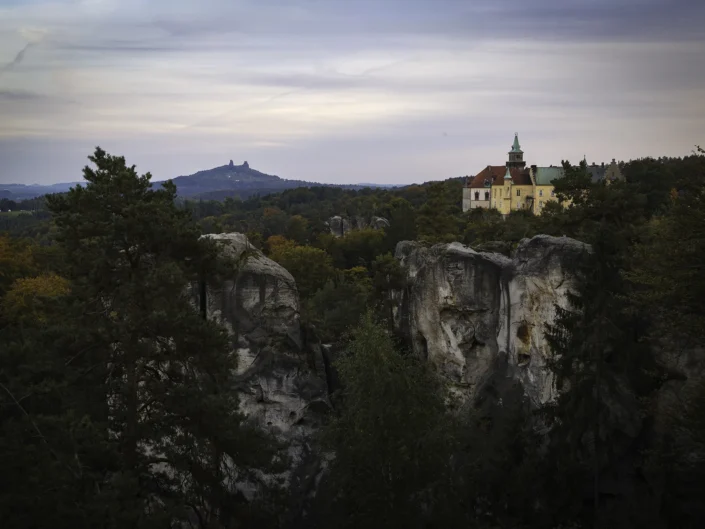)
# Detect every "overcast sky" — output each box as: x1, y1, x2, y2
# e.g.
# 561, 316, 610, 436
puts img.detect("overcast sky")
1, 0, 704, 185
